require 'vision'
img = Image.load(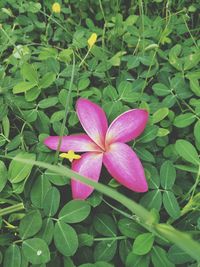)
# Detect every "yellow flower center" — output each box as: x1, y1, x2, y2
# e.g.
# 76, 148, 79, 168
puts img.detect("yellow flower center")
52, 2, 61, 13
59, 150, 81, 162
87, 33, 97, 48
